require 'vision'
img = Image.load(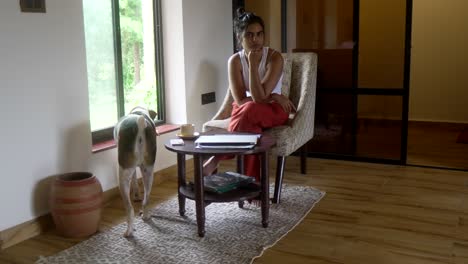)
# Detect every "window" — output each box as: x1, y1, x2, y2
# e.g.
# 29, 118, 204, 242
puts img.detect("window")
82, 0, 165, 144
